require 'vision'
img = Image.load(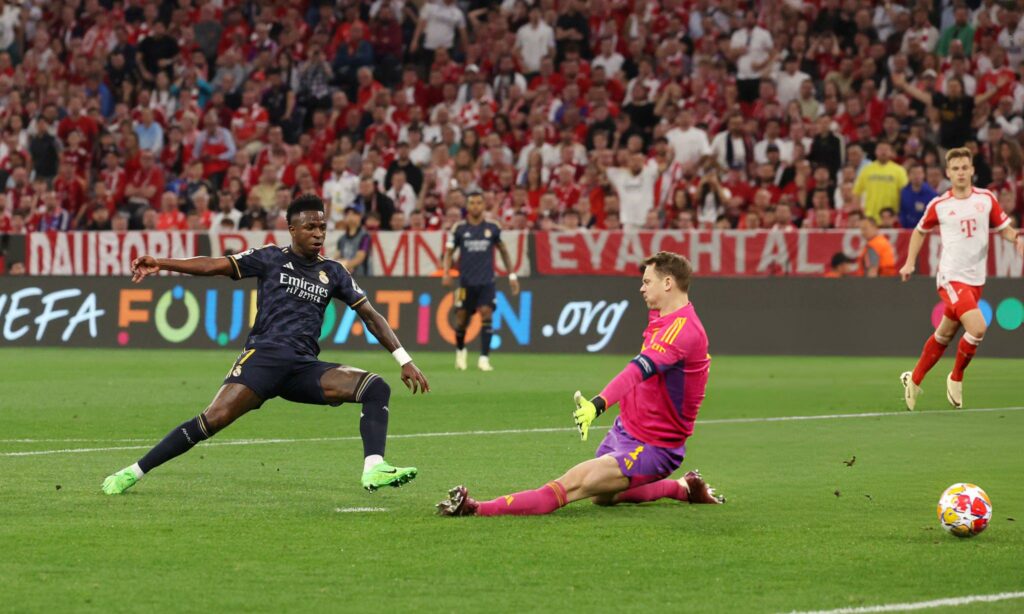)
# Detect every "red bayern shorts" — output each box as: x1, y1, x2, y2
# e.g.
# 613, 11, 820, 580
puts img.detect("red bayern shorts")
938, 282, 984, 320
